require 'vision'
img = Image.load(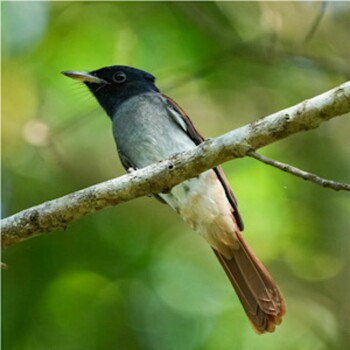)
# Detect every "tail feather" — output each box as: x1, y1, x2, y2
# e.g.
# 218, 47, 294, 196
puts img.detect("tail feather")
213, 230, 285, 333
